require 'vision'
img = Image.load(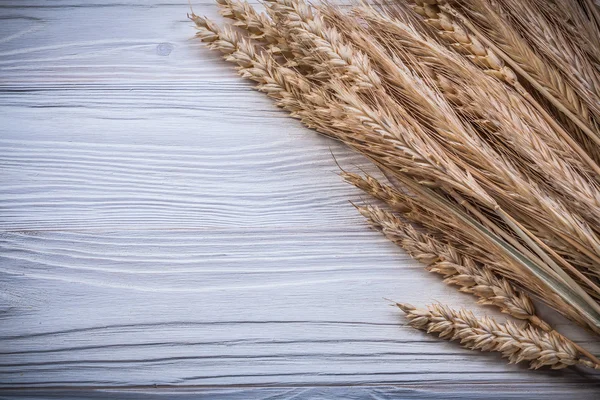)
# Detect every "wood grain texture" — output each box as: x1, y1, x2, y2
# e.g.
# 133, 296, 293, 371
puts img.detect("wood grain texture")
1, 1, 599, 398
